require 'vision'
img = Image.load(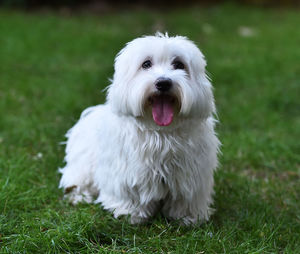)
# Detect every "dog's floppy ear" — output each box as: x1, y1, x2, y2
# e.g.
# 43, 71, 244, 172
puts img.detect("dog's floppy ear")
184, 40, 215, 118
112, 45, 133, 87
187, 41, 207, 83
106, 43, 133, 115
